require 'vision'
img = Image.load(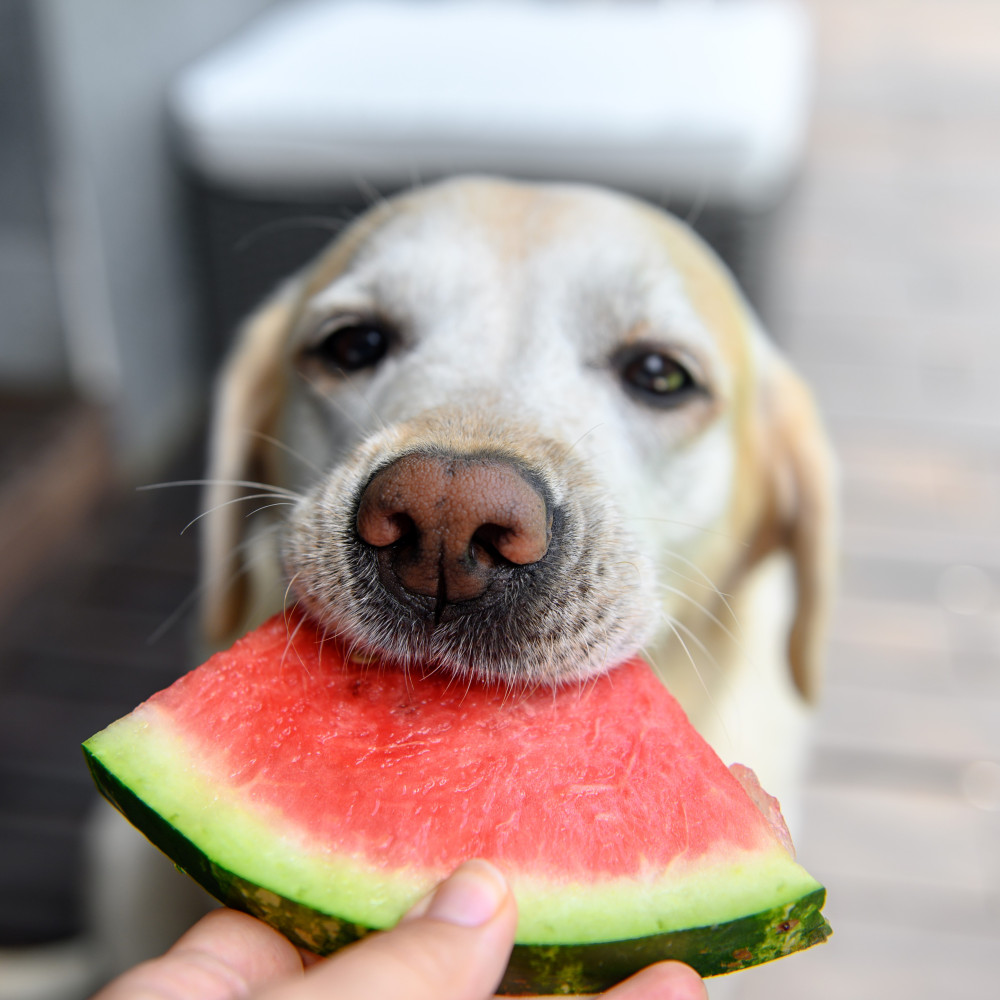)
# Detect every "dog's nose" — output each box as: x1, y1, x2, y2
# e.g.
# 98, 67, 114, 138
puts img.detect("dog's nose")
356, 452, 551, 603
